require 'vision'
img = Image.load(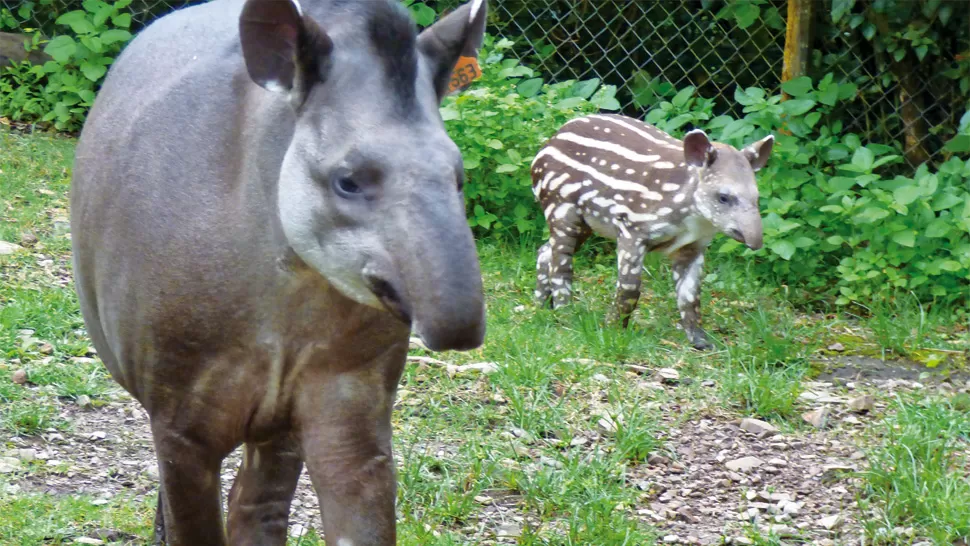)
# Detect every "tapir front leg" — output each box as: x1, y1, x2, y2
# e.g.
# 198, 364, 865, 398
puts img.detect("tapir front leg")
545, 213, 592, 309
606, 236, 646, 328
296, 353, 407, 546
226, 437, 304, 545
671, 243, 712, 350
